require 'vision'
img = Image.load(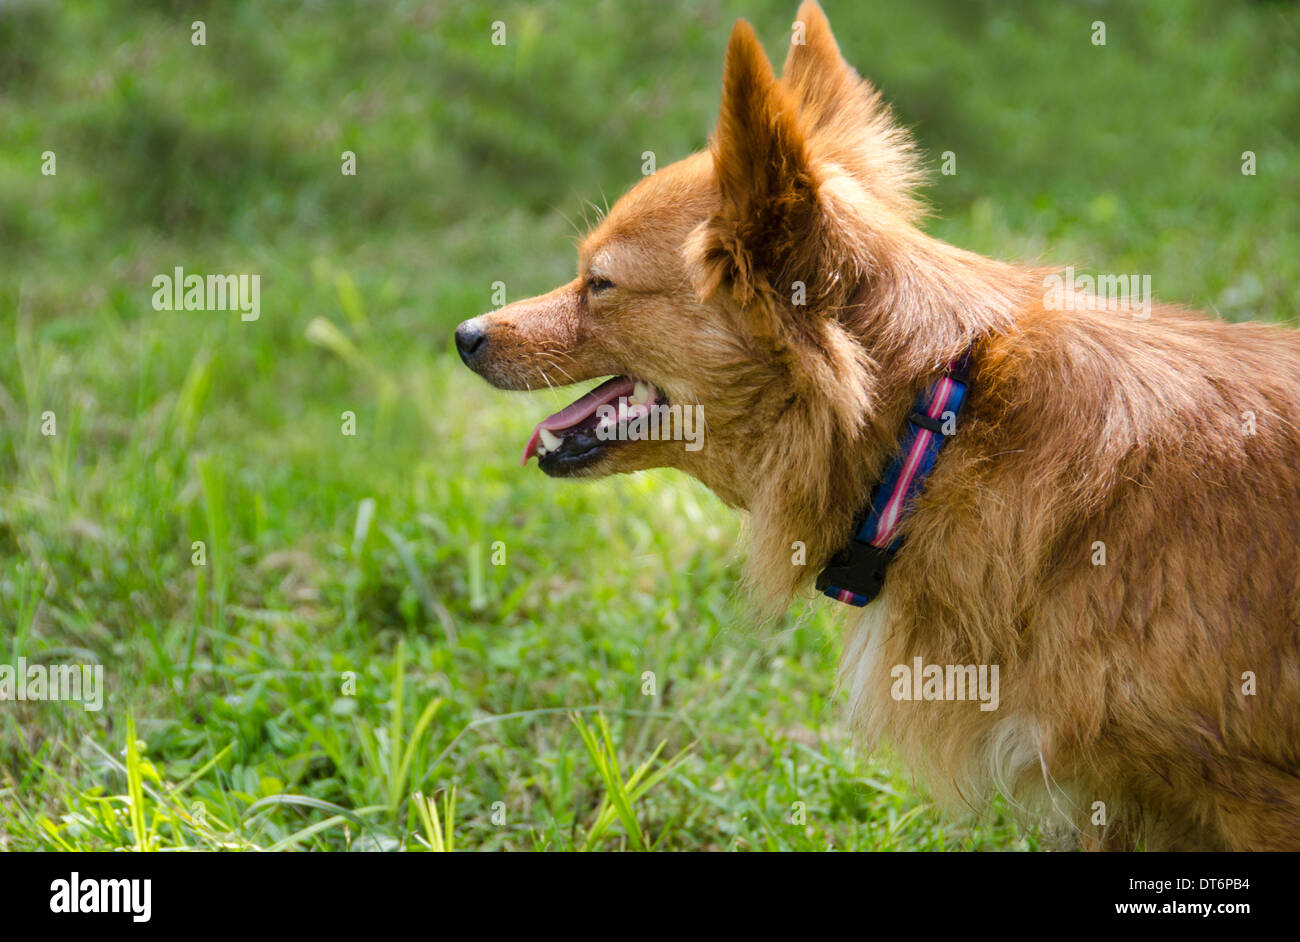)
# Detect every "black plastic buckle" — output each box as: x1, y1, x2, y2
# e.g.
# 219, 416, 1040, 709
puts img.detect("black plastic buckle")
815, 540, 895, 604
907, 411, 946, 434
